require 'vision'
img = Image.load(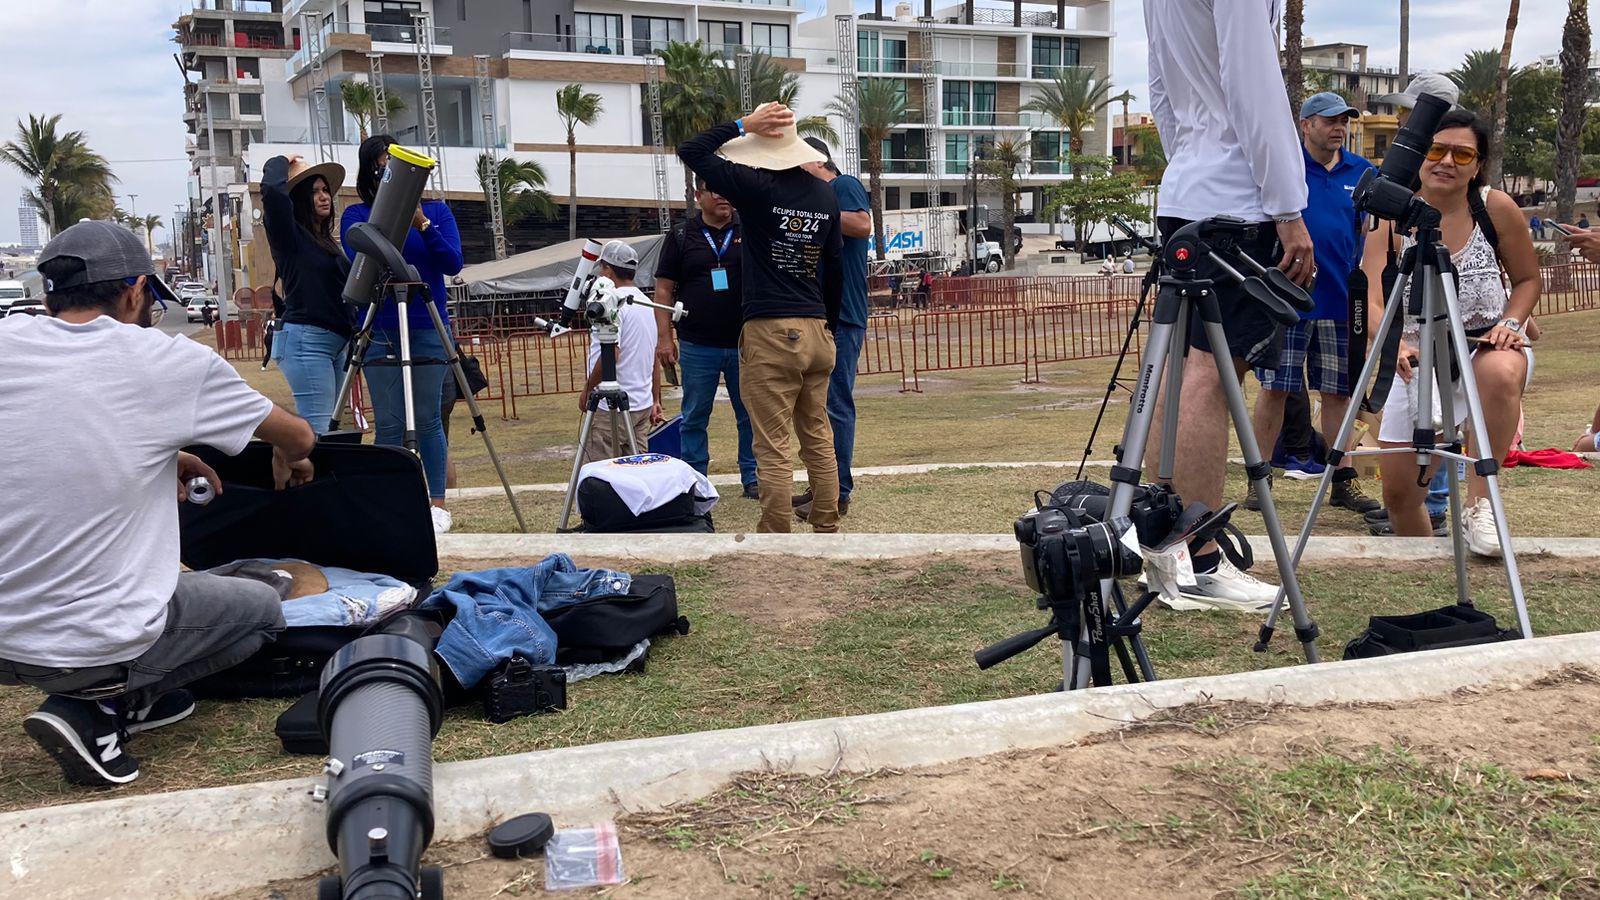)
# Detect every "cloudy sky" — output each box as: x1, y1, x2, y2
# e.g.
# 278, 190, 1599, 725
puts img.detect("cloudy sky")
0, 0, 1590, 246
